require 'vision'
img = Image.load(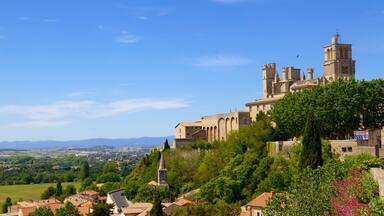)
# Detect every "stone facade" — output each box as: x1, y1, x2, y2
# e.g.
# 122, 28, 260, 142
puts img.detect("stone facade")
174, 34, 356, 146
268, 129, 384, 159
201, 111, 251, 142
246, 33, 355, 120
